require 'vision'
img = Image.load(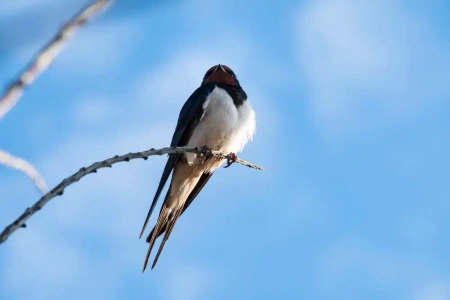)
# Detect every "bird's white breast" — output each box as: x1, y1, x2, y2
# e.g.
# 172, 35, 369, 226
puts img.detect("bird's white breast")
185, 86, 256, 166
